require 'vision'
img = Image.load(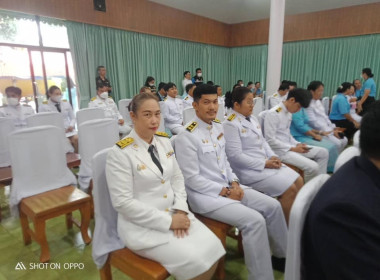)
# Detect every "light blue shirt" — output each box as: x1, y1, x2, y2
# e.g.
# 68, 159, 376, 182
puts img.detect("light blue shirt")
290, 108, 312, 138
329, 93, 350, 120
362, 77, 377, 97
355, 89, 363, 98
